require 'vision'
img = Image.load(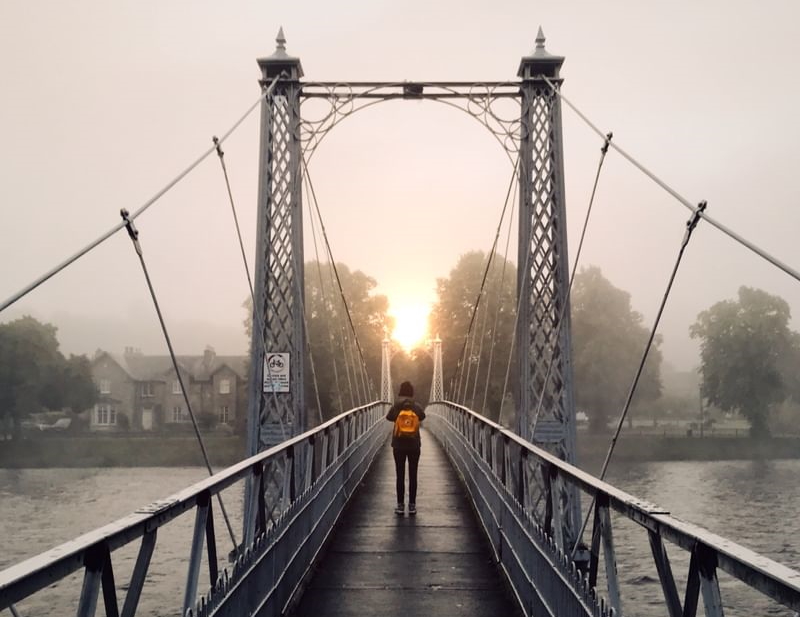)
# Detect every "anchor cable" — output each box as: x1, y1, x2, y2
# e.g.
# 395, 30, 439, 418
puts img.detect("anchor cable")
0, 76, 281, 316
570, 201, 708, 559
530, 133, 613, 437
541, 75, 800, 286
119, 209, 239, 552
